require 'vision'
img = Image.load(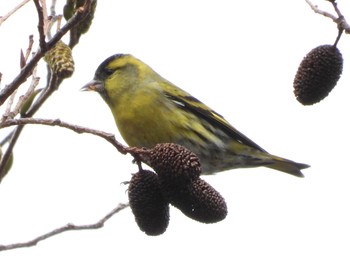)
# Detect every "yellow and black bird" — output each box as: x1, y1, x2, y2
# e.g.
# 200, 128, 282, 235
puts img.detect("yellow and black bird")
82, 54, 309, 177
